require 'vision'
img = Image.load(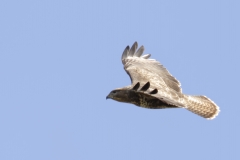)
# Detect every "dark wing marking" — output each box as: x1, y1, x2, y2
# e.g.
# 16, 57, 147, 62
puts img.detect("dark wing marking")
150, 89, 158, 94
132, 82, 140, 90
140, 82, 150, 91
